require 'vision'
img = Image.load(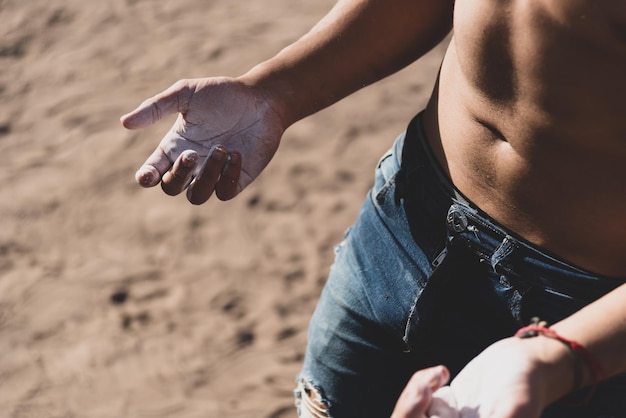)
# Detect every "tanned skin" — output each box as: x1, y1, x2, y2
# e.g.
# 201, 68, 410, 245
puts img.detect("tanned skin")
424, 0, 626, 278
